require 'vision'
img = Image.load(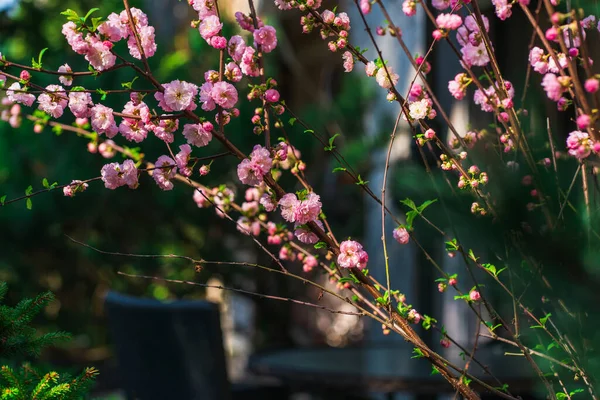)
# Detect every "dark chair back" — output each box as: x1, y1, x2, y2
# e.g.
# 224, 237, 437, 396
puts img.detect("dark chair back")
104, 291, 231, 400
